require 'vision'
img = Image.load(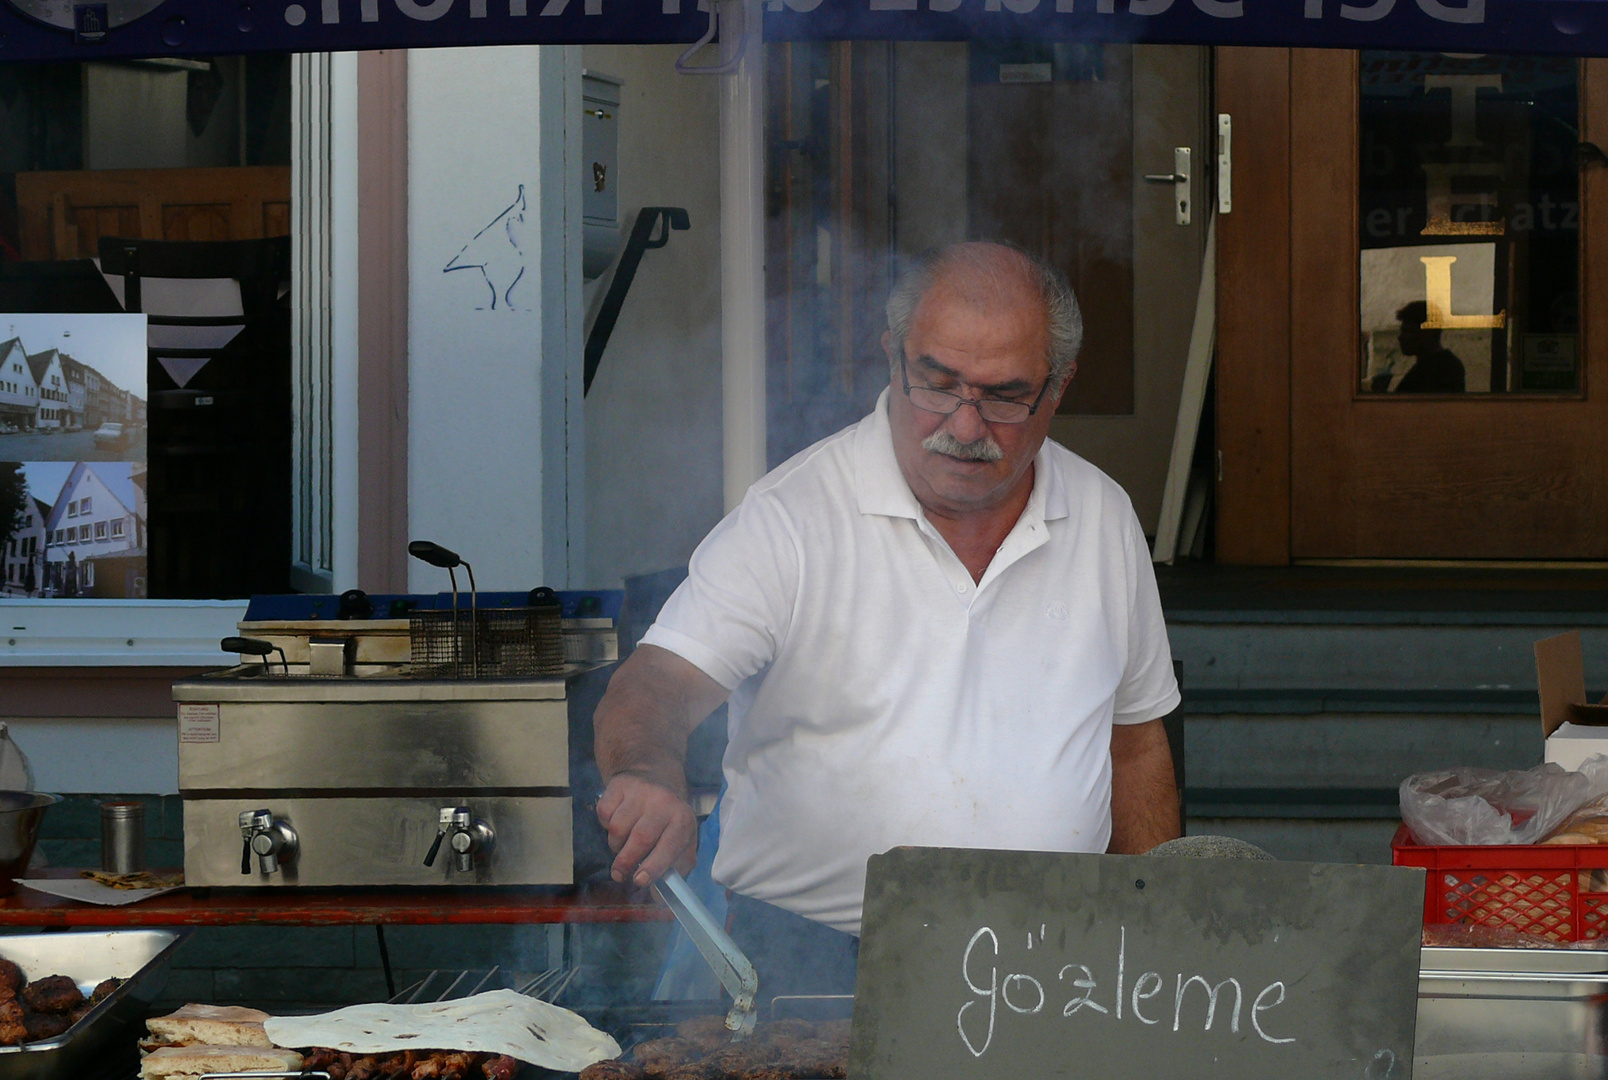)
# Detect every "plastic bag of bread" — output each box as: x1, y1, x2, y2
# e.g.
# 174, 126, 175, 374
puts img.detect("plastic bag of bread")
1543, 794, 1608, 844
1401, 755, 1608, 846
